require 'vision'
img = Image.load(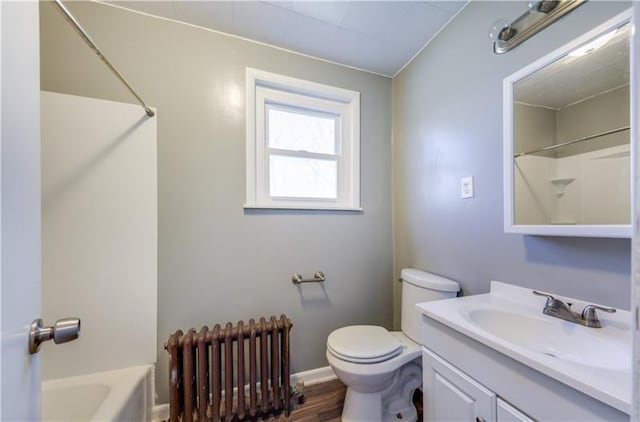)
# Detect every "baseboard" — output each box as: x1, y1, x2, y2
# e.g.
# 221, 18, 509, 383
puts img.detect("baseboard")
290, 365, 337, 386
